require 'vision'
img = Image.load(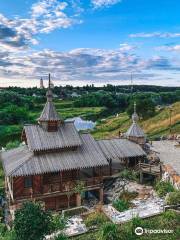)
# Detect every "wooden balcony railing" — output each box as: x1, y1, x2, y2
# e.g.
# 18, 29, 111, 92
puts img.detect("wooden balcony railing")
14, 177, 103, 201
42, 177, 103, 194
